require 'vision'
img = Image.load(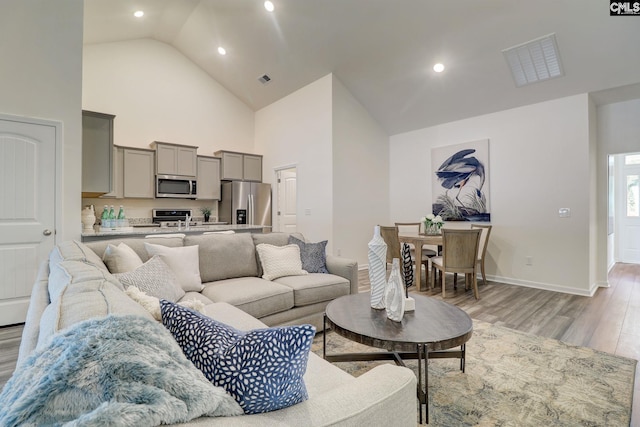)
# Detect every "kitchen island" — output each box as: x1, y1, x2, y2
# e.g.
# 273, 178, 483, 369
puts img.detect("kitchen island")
81, 224, 268, 242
